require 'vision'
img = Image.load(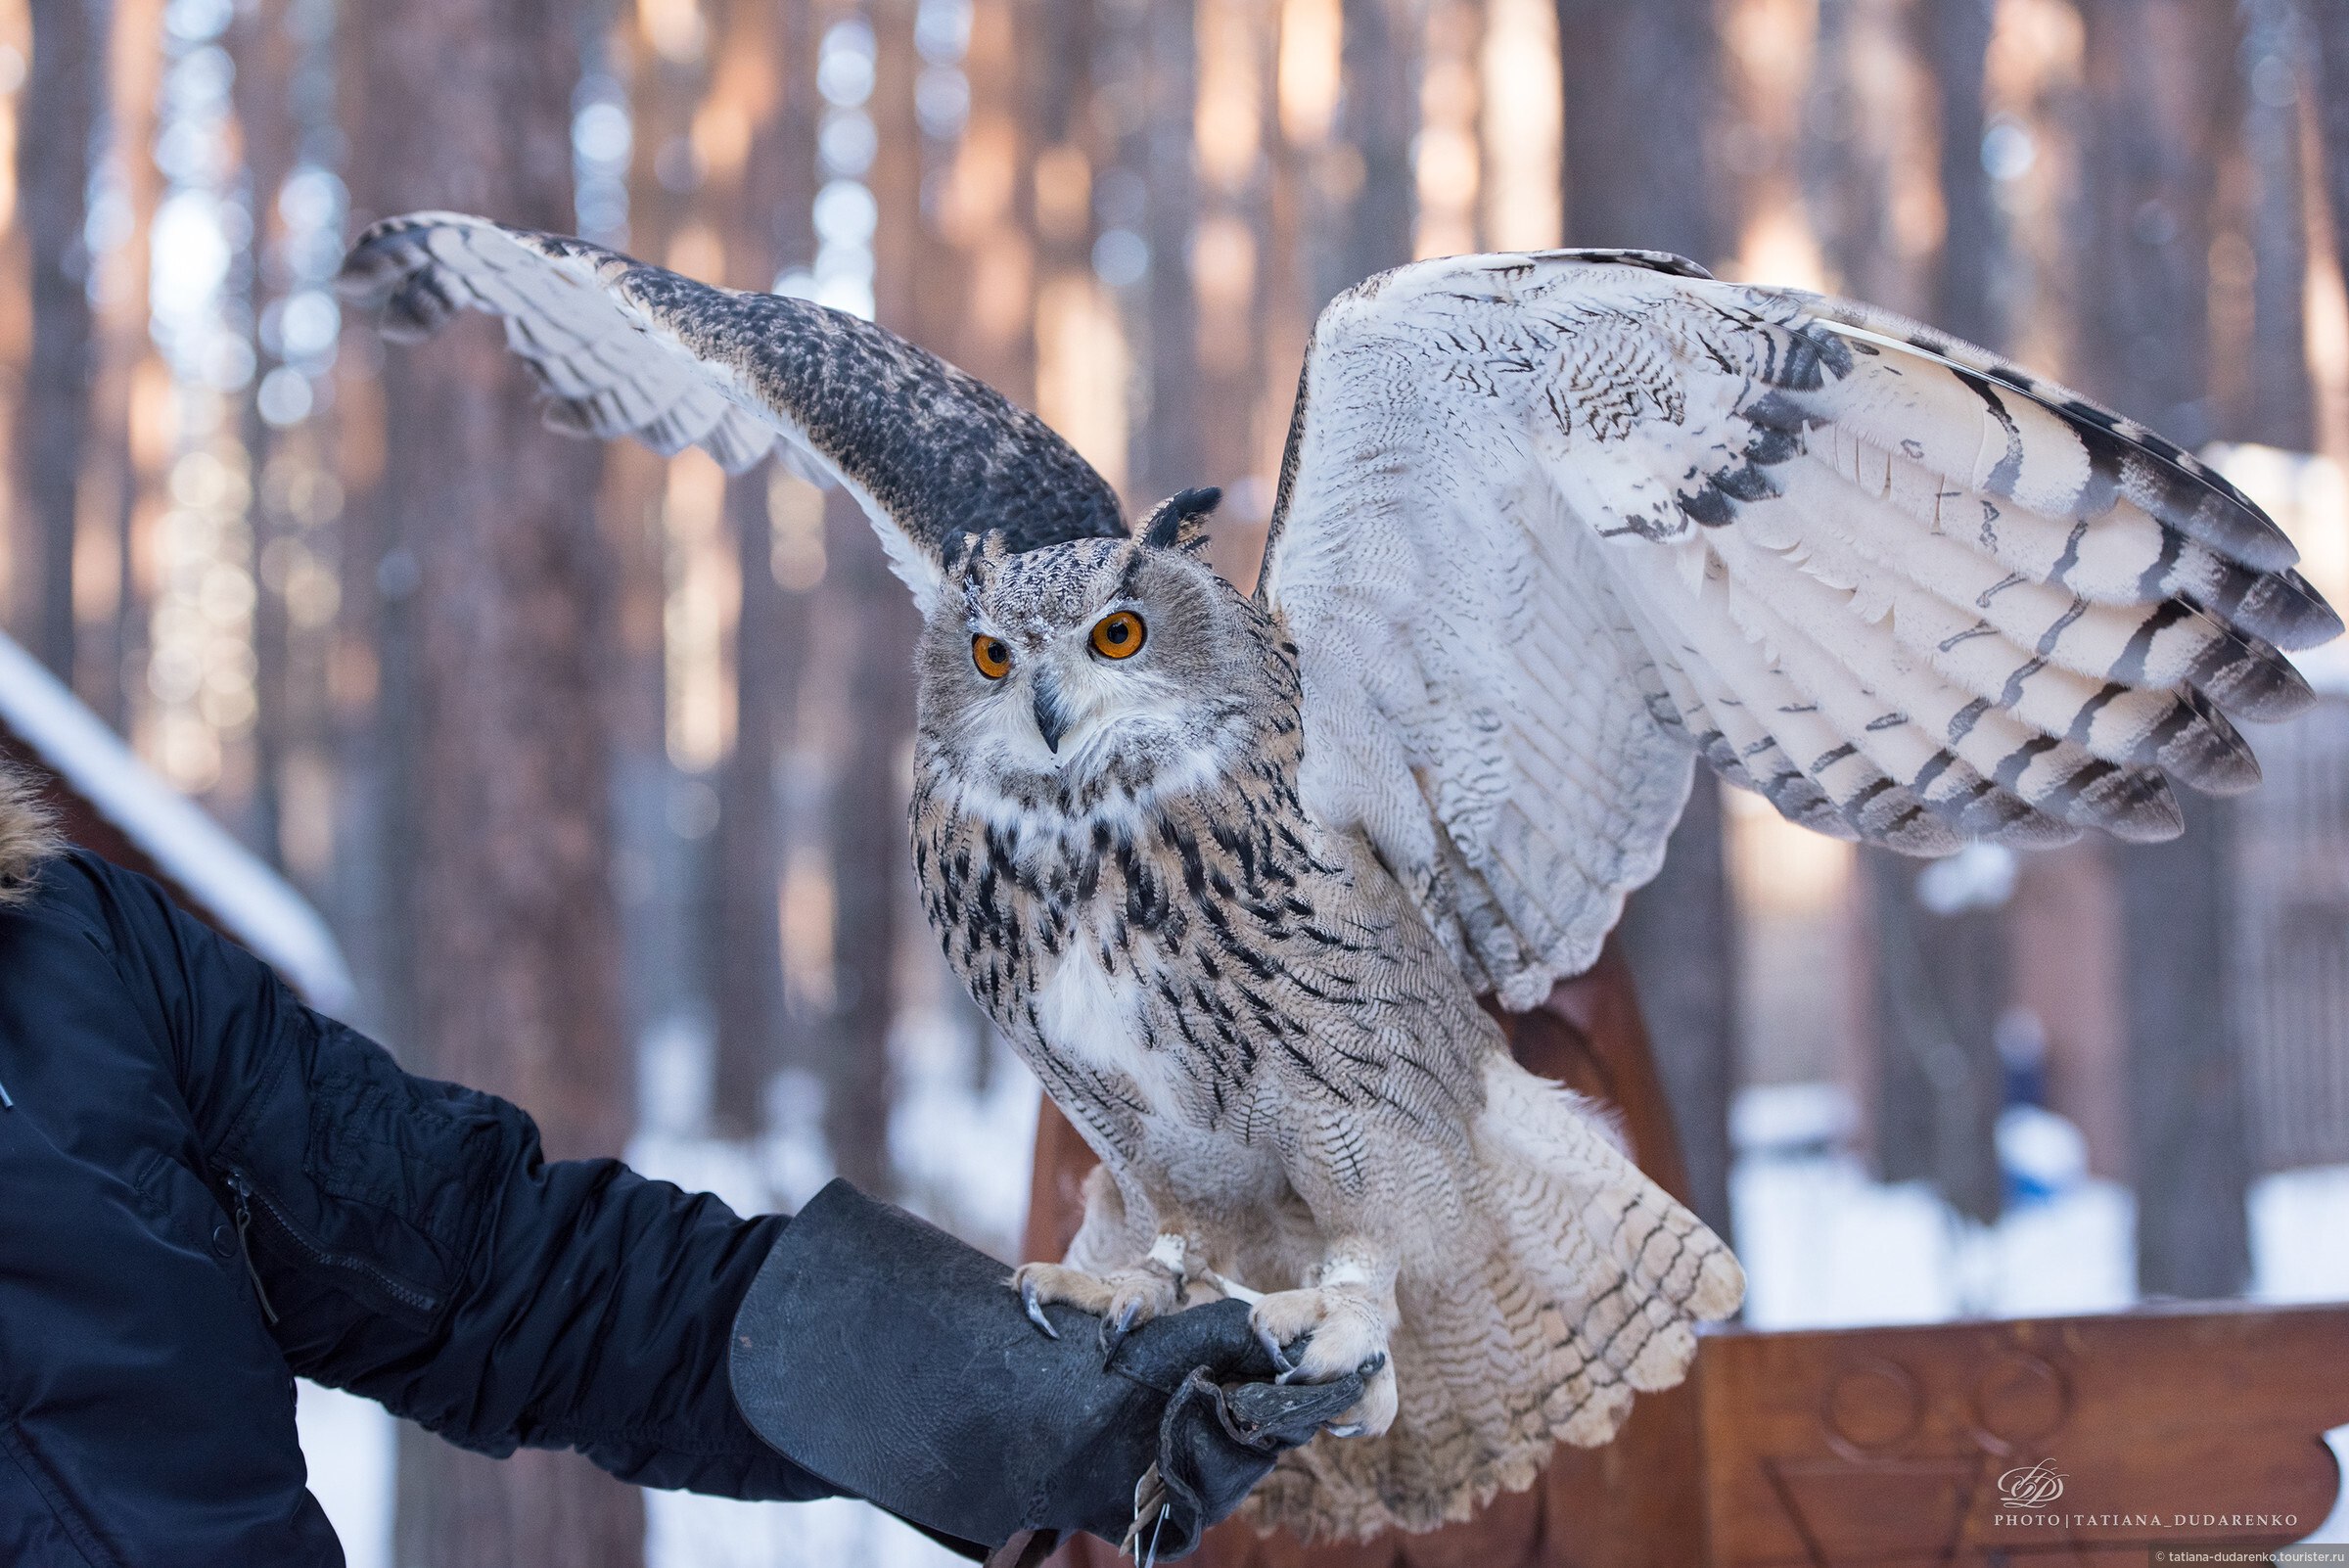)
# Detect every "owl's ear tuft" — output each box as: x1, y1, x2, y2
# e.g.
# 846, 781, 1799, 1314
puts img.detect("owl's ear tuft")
943, 528, 1012, 572
940, 529, 994, 574
1138, 486, 1221, 554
